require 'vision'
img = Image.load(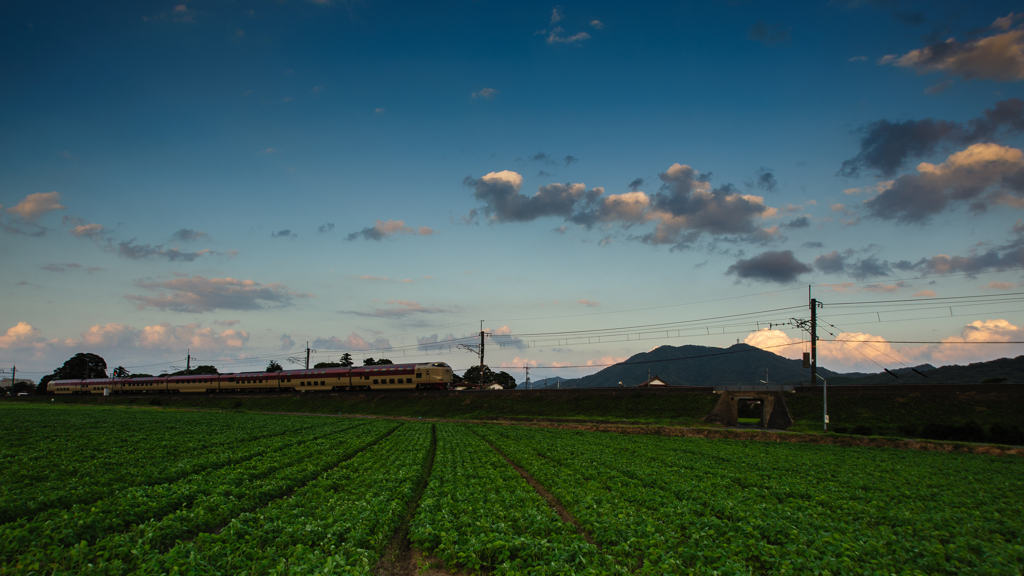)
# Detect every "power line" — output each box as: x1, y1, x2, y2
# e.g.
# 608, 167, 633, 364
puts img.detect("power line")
461, 340, 808, 371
